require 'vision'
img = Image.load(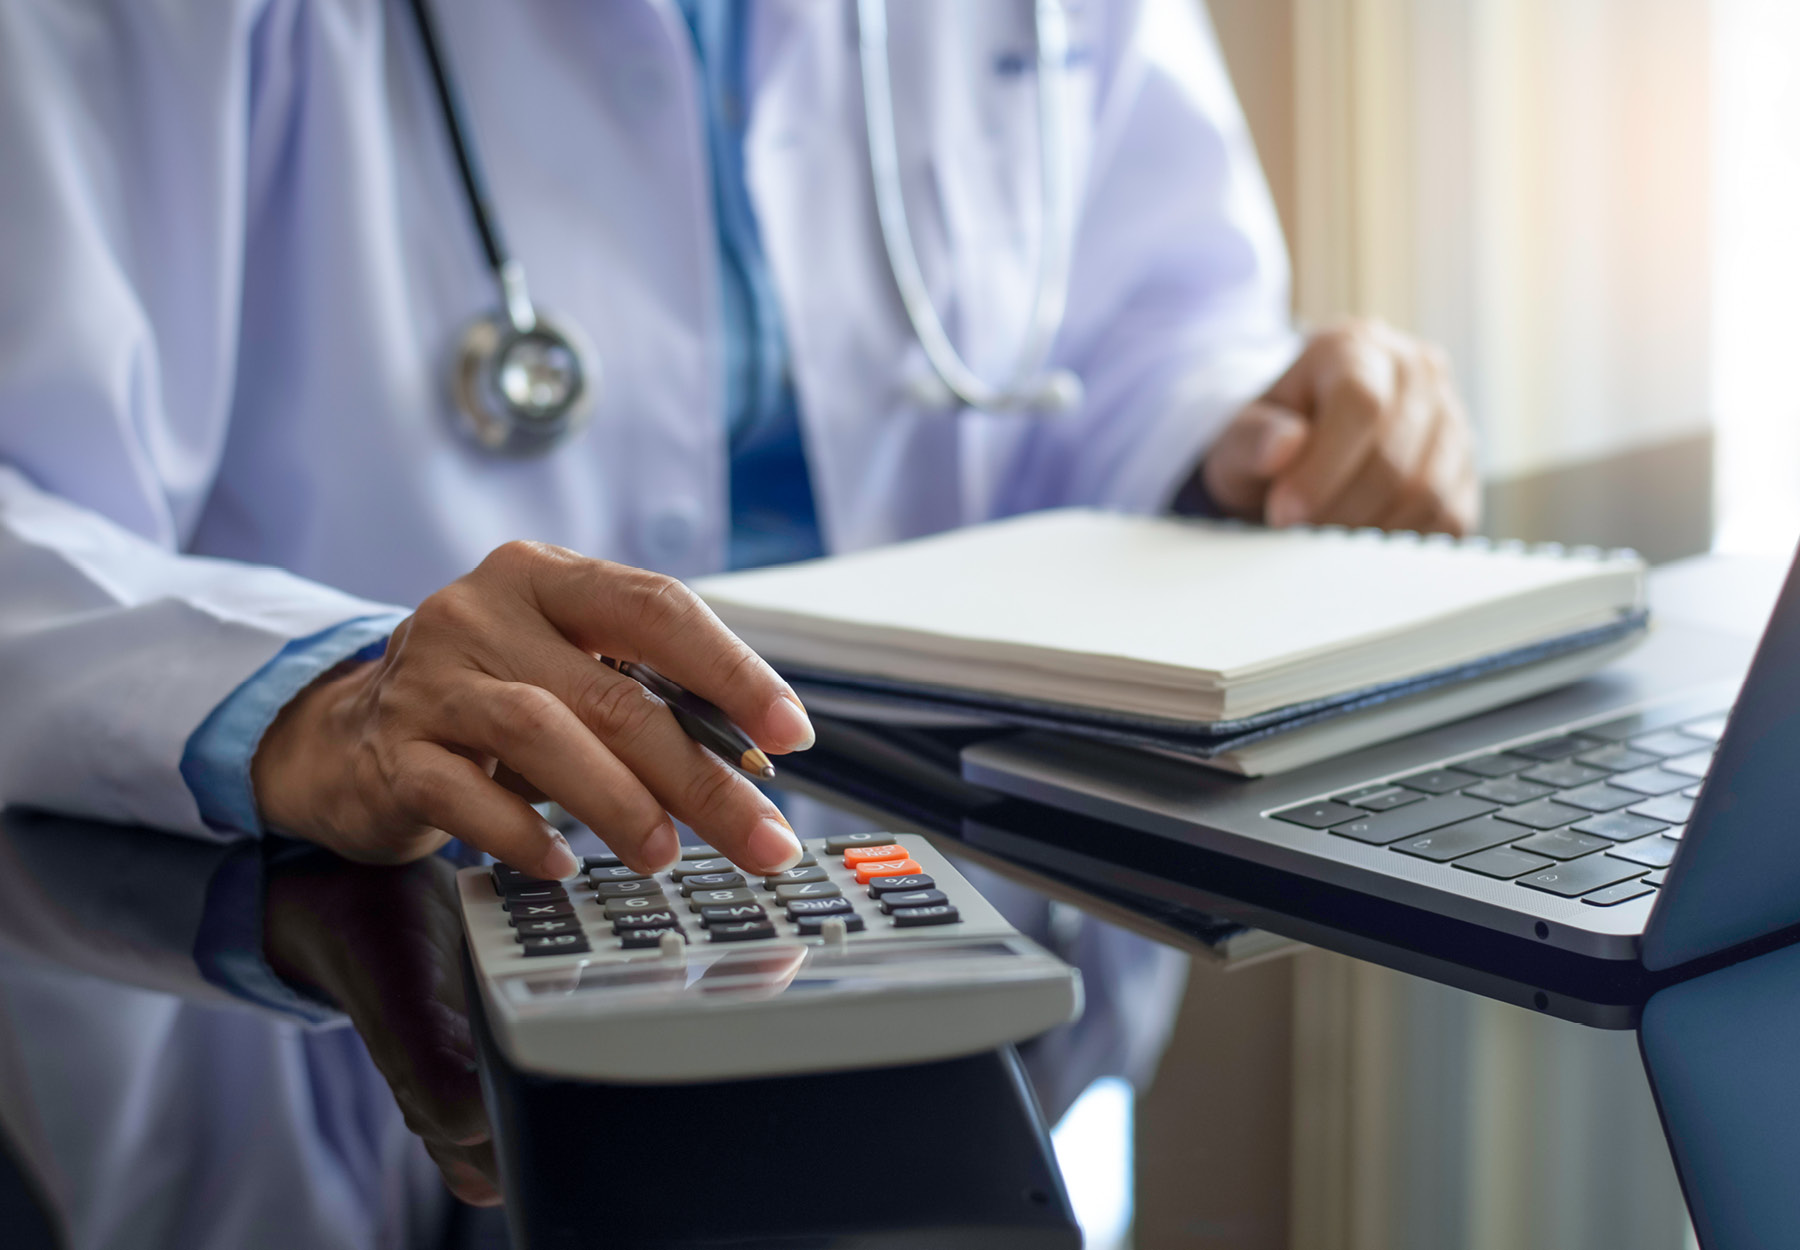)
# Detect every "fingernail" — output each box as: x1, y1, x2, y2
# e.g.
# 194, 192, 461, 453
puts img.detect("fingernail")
765, 695, 815, 752
541, 832, 579, 880
747, 815, 804, 874
642, 819, 680, 872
